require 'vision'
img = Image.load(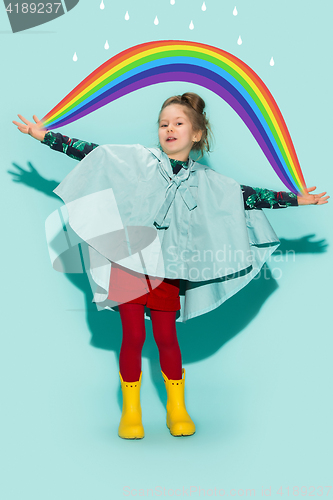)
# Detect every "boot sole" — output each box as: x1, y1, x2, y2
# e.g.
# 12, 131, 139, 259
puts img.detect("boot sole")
118, 435, 145, 440
170, 432, 195, 437
167, 424, 195, 437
